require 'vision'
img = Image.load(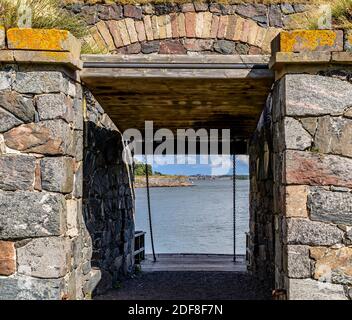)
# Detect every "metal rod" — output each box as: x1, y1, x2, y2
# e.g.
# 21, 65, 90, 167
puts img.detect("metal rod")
83, 62, 269, 70
145, 162, 157, 262
233, 152, 237, 262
